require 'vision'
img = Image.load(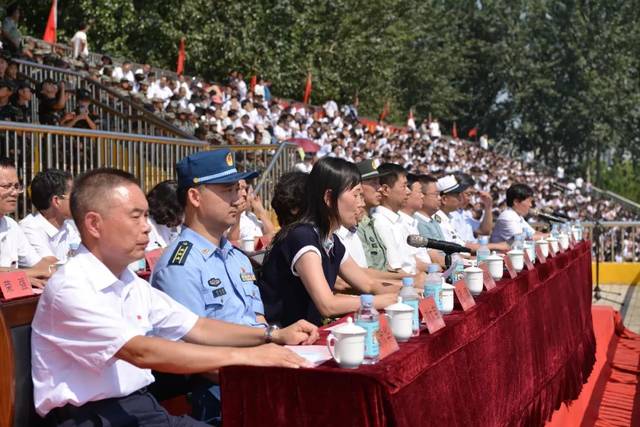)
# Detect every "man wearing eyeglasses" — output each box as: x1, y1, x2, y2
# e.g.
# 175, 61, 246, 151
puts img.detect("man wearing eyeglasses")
0, 157, 55, 287
20, 169, 80, 262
